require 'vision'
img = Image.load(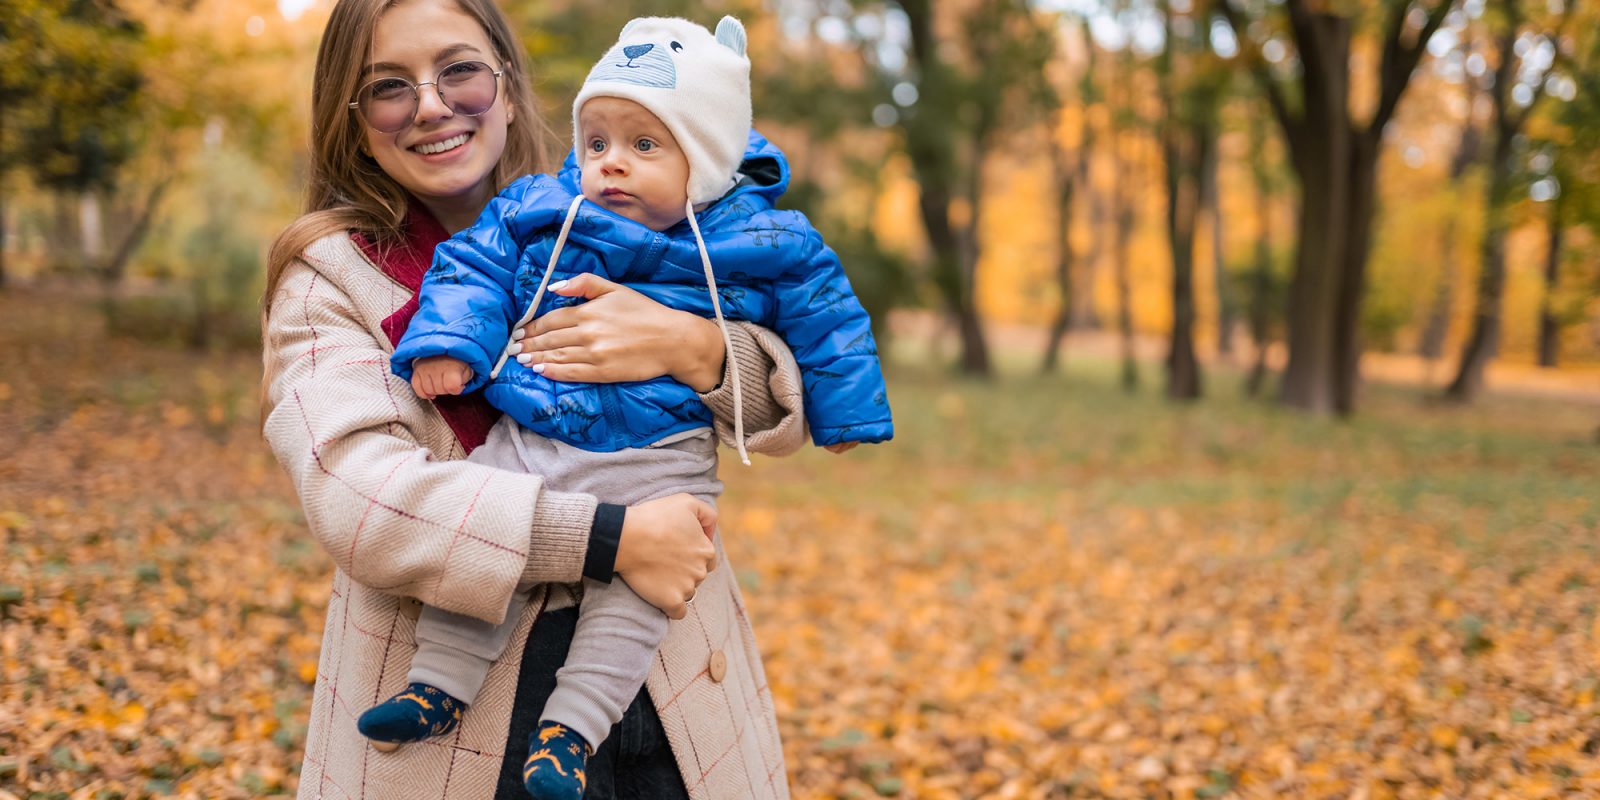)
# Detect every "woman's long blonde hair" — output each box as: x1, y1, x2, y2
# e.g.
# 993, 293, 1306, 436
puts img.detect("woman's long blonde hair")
263, 0, 553, 321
